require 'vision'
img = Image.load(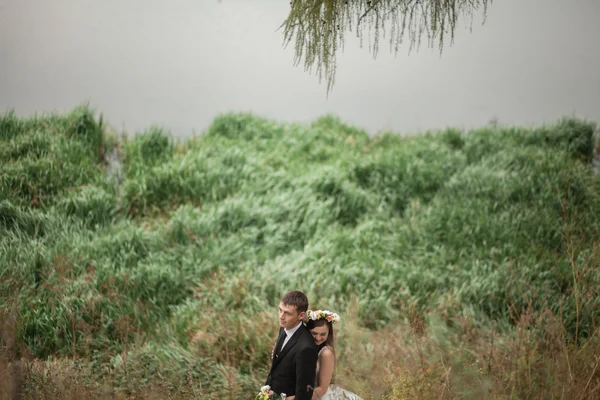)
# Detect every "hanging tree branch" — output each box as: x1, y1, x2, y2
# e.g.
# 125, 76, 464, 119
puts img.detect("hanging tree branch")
280, 0, 492, 93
